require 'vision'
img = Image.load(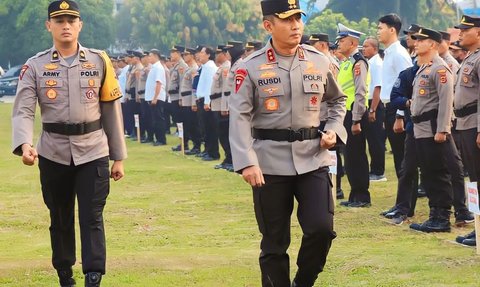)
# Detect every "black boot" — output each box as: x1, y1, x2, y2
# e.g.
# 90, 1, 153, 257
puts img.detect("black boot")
409, 208, 451, 233
85, 272, 102, 287
58, 268, 76, 287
